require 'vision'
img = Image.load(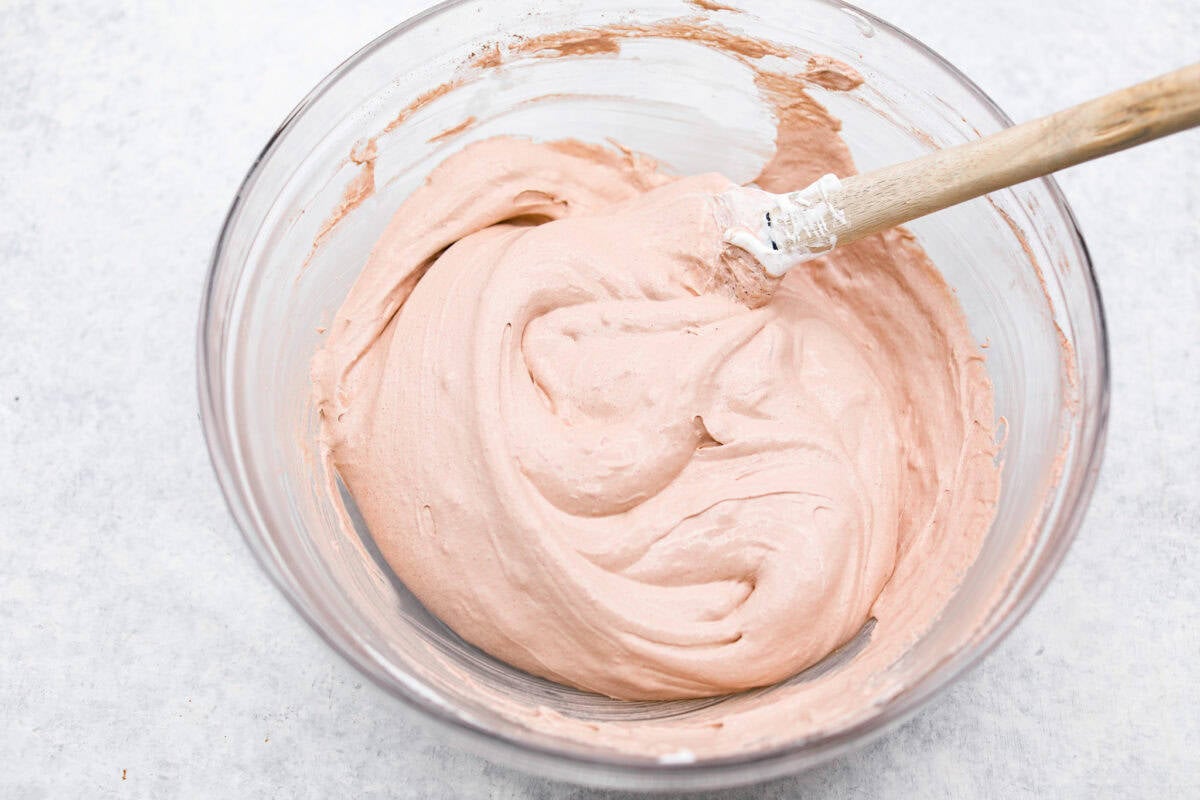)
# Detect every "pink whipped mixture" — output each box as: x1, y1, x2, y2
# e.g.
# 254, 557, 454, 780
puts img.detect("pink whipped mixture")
310, 18, 1000, 753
